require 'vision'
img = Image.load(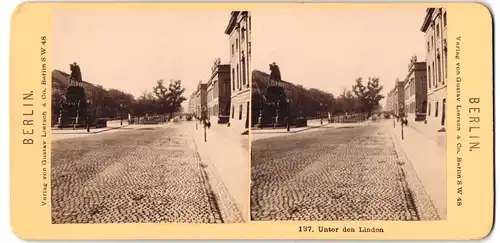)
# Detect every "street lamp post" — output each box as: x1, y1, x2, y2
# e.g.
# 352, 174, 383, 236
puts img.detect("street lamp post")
286, 98, 290, 132
401, 117, 404, 140
320, 103, 323, 125
399, 106, 405, 140
202, 105, 207, 142
120, 104, 124, 126
86, 99, 91, 132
